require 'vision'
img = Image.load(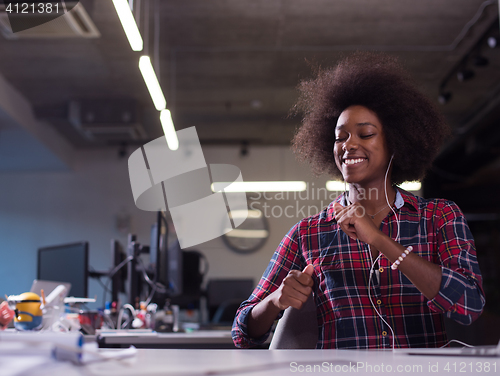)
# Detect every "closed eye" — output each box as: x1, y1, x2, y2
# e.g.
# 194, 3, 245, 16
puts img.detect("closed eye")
360, 134, 375, 139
